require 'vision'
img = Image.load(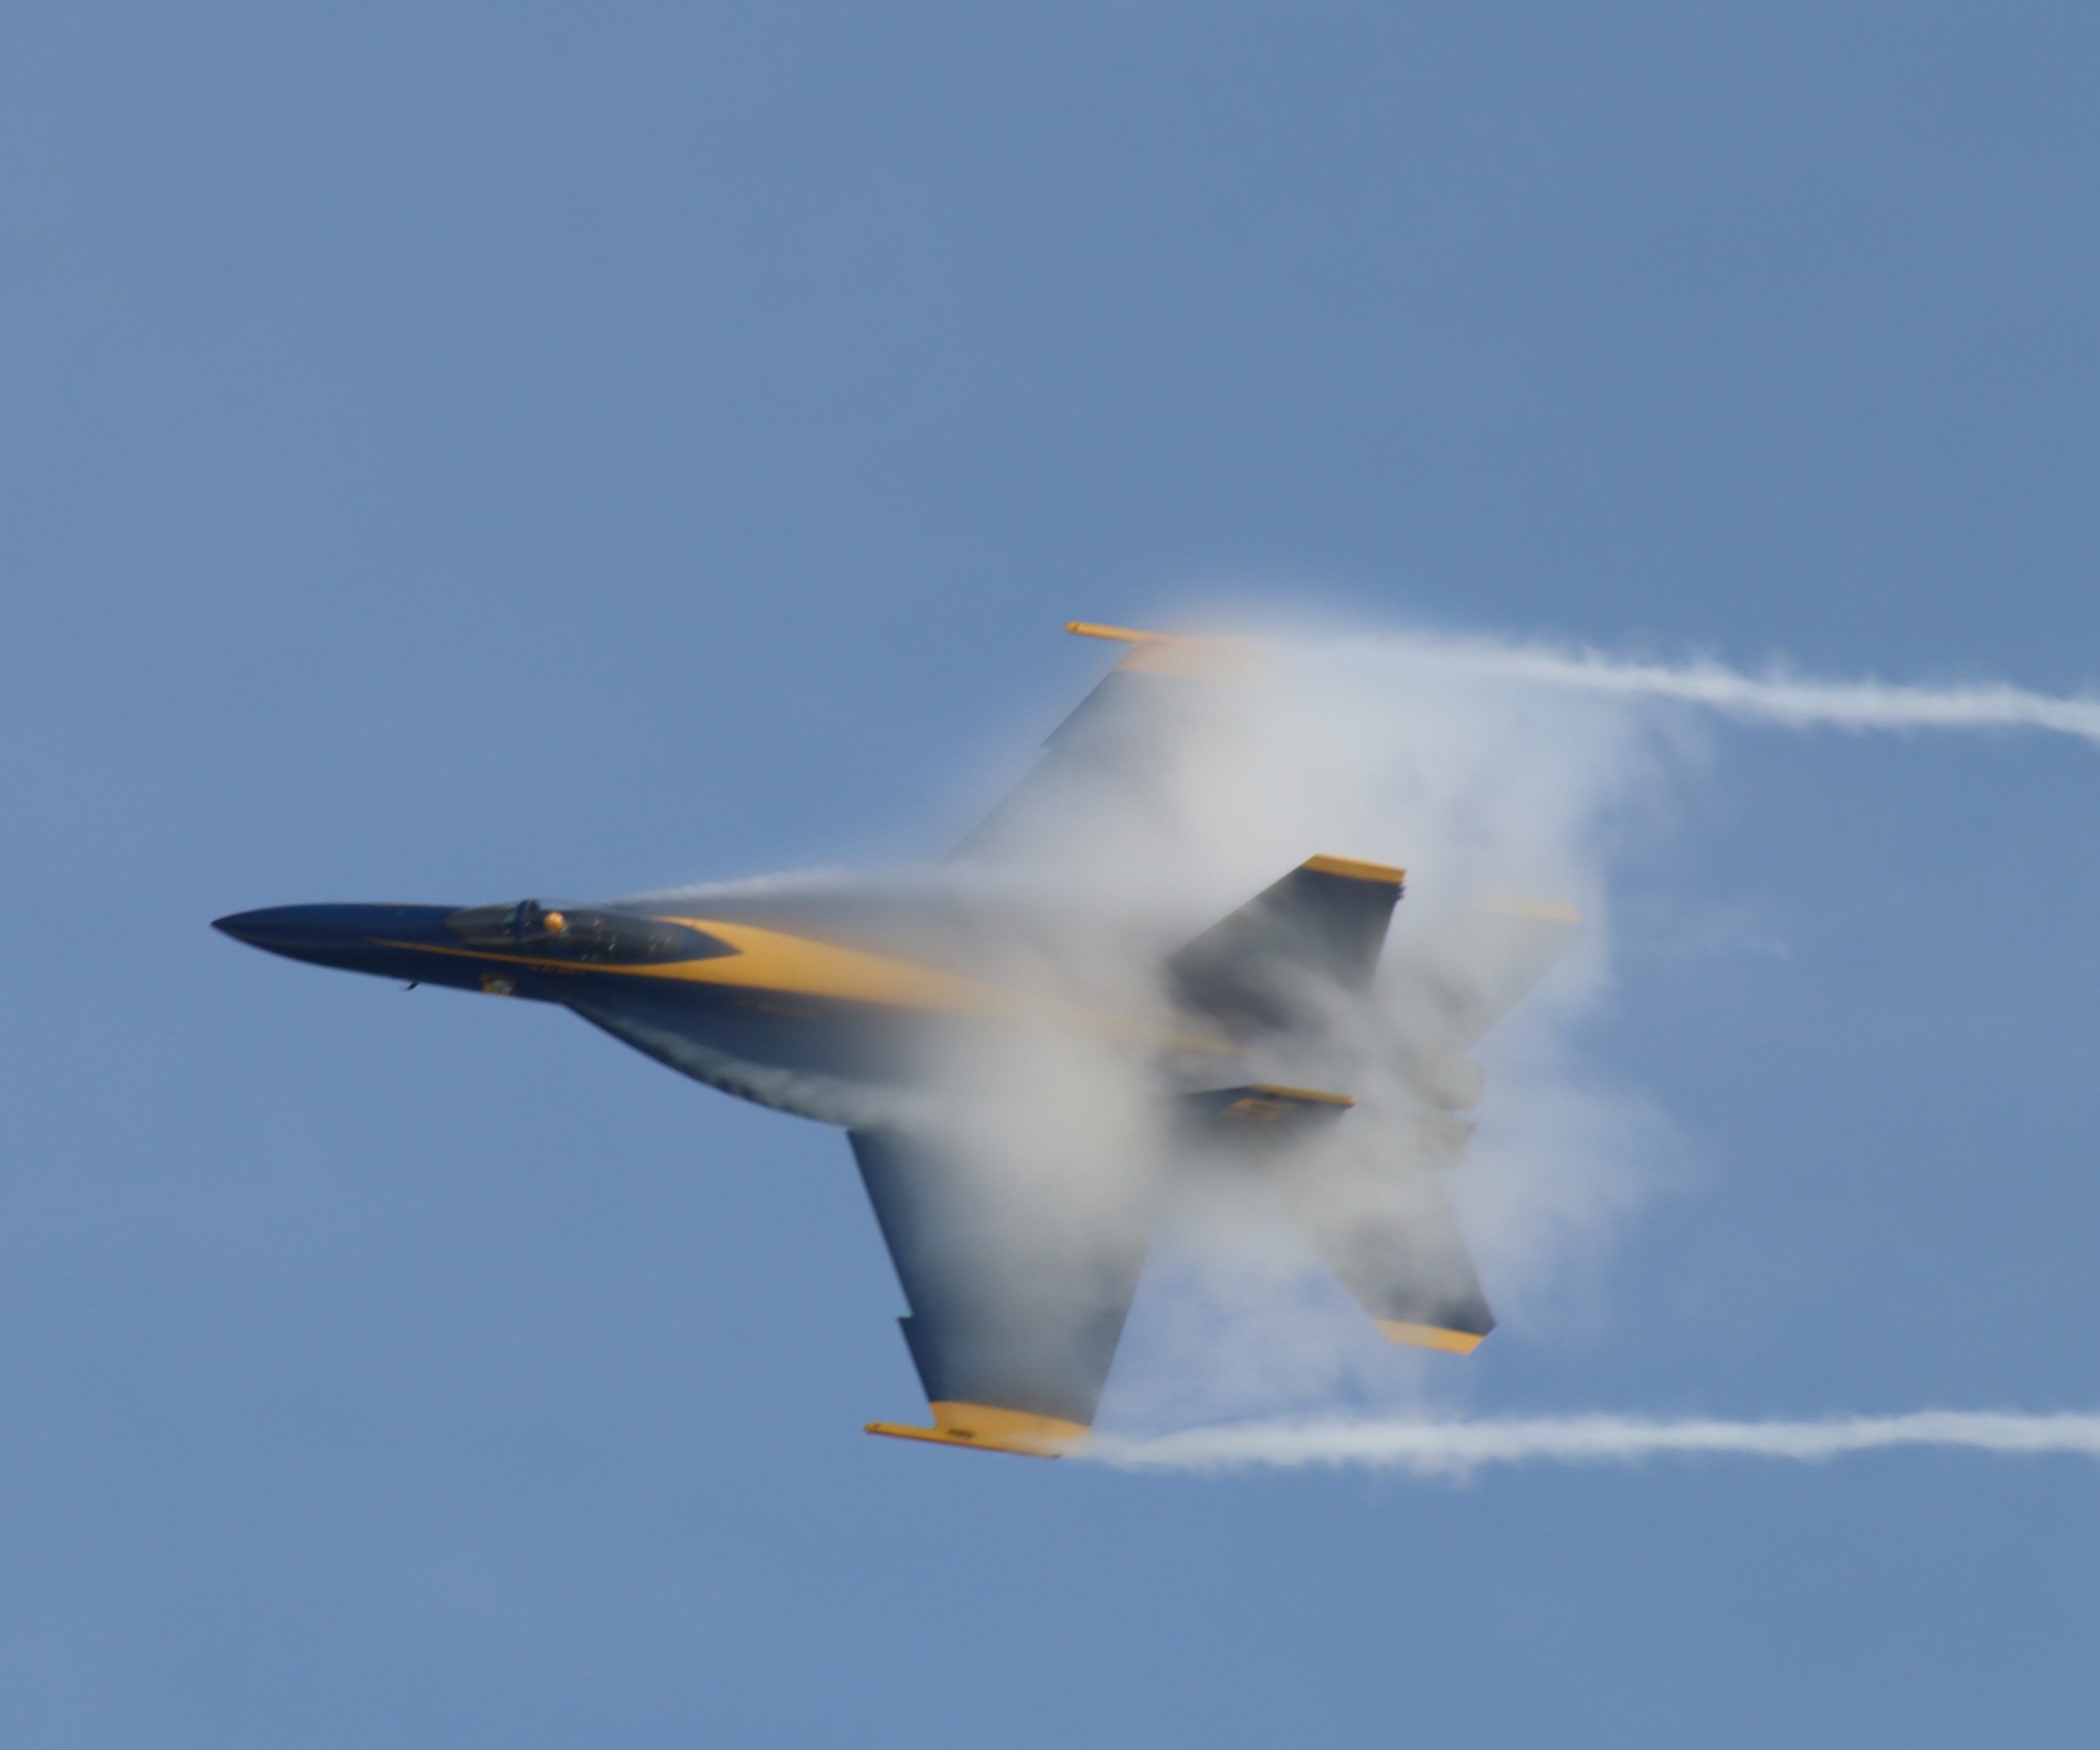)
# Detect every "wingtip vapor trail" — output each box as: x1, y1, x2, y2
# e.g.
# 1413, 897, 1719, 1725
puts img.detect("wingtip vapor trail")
1084, 1410, 2100, 1478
